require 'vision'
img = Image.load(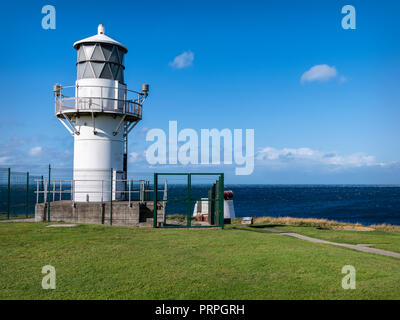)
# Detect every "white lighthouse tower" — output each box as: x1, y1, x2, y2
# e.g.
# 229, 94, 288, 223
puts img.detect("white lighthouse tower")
54, 24, 149, 202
